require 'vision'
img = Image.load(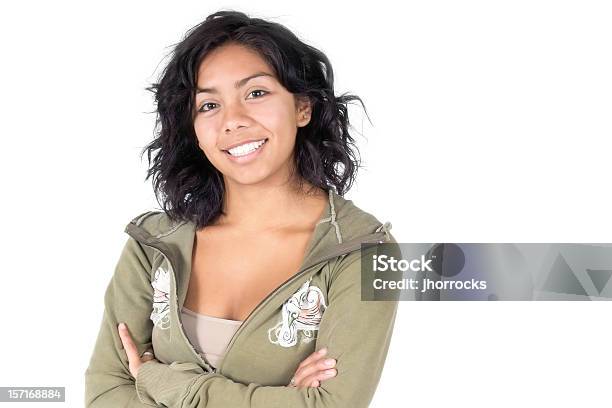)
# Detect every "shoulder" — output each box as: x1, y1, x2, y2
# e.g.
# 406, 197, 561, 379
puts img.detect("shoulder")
329, 194, 401, 272
124, 210, 187, 239
333, 194, 393, 241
